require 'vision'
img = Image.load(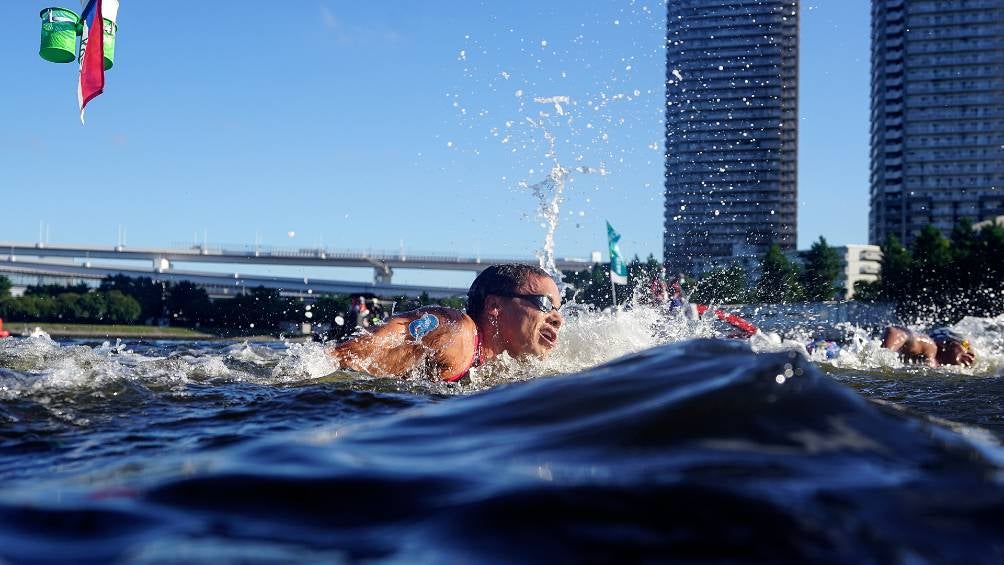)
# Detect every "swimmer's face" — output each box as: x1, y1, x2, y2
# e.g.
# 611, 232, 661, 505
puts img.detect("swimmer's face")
937, 341, 975, 367
491, 274, 563, 358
